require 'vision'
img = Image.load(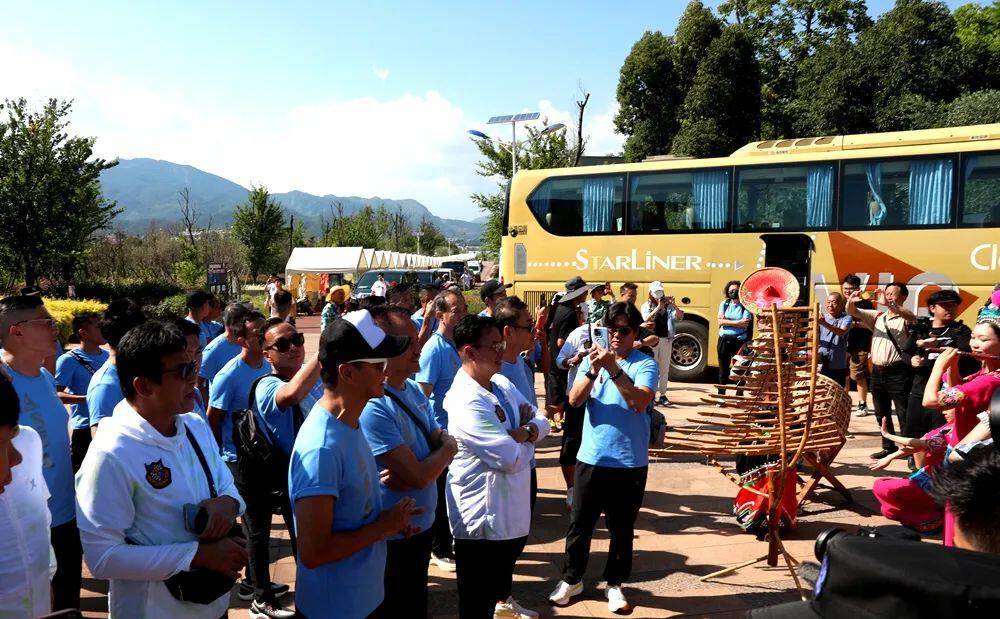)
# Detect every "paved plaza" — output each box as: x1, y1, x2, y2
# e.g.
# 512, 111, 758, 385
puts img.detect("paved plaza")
79, 315, 907, 618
